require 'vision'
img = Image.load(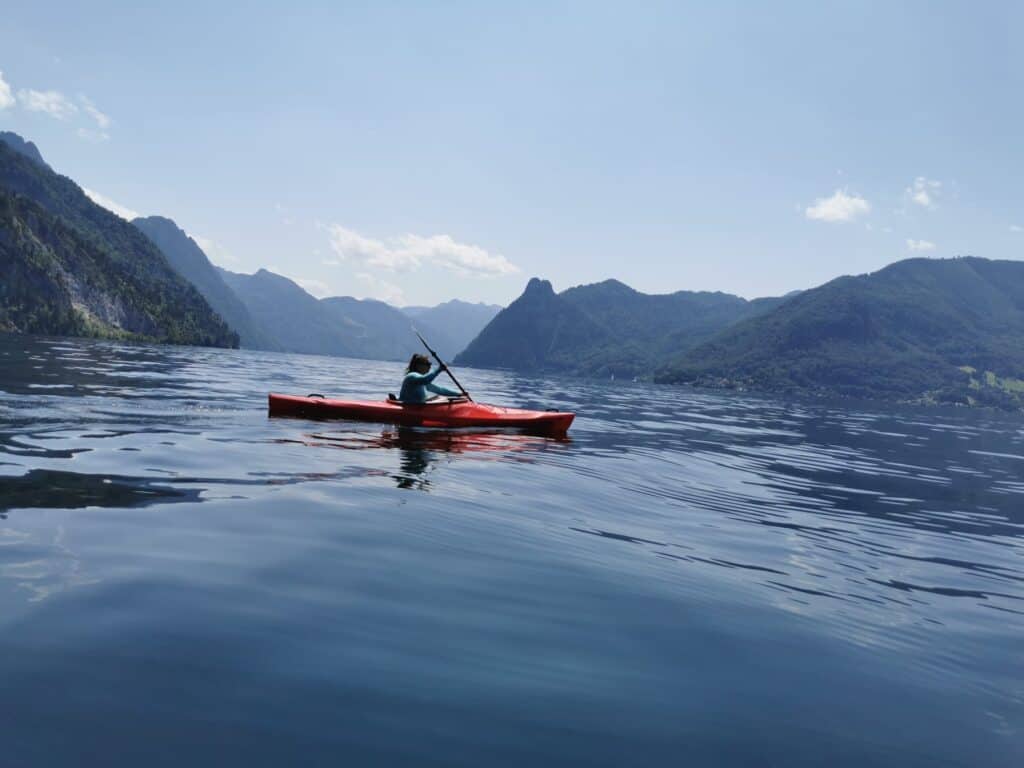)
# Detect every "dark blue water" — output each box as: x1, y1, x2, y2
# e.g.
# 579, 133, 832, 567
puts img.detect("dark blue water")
1, 334, 1021, 766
